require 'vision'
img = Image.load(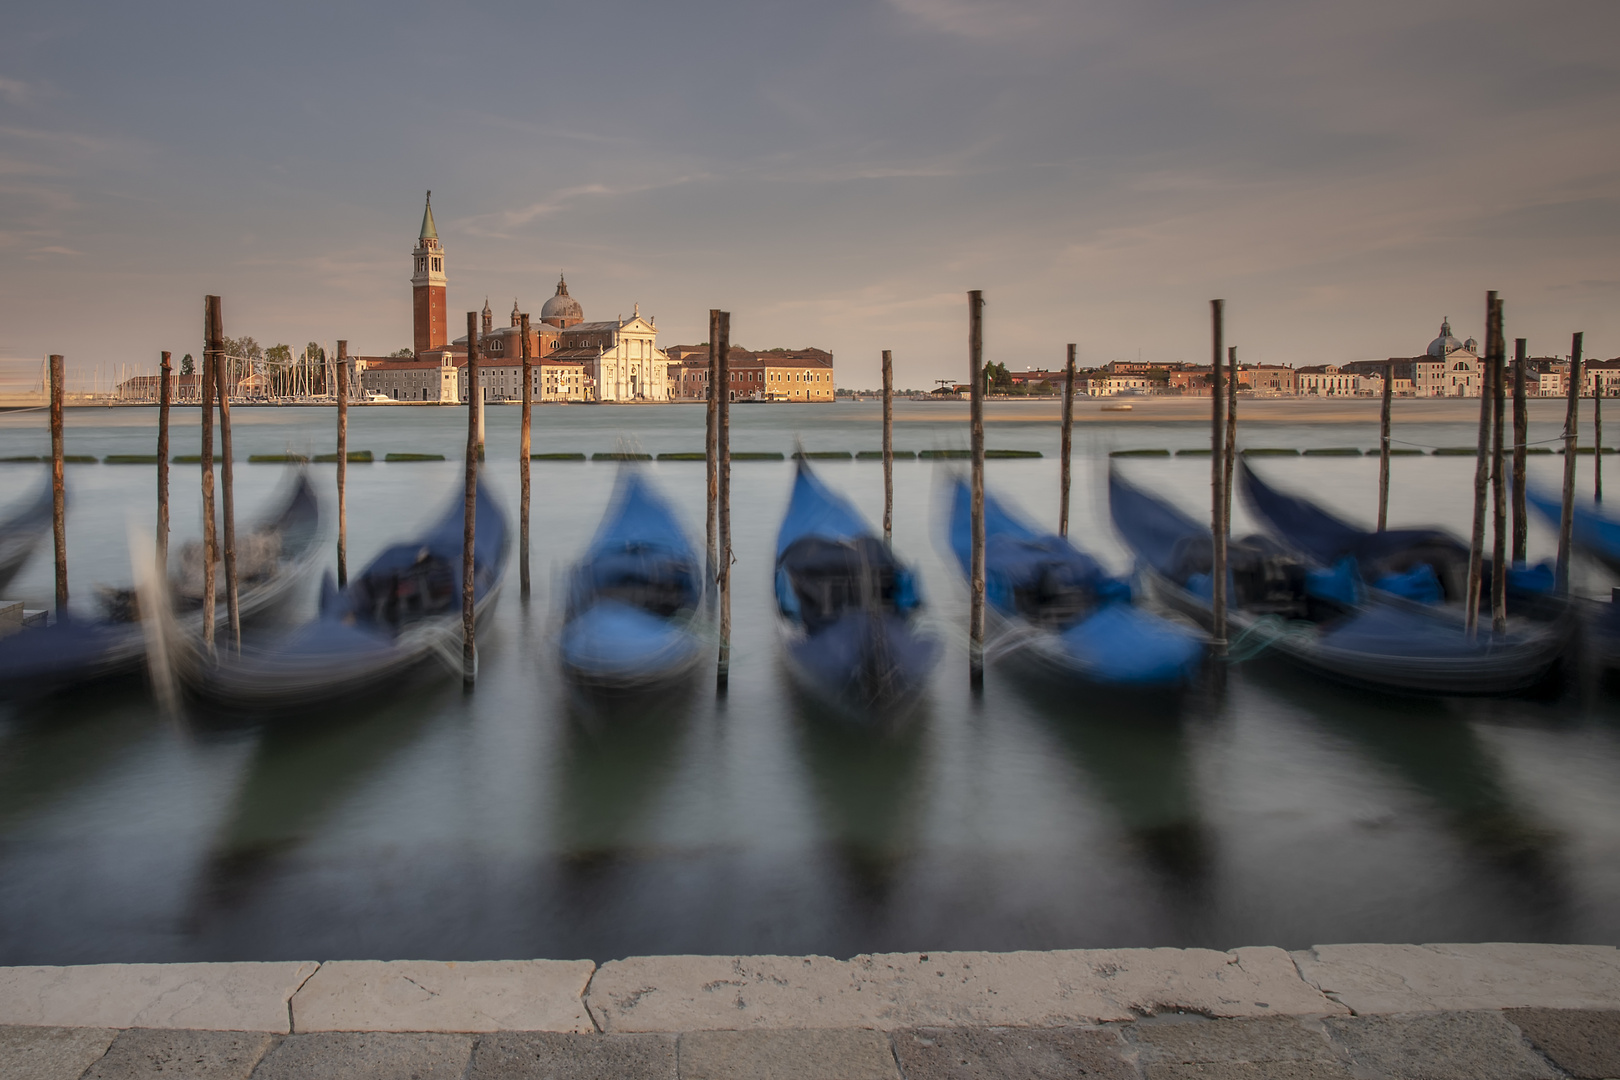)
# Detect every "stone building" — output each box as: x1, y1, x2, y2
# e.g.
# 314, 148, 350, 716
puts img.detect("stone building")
667, 347, 836, 402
